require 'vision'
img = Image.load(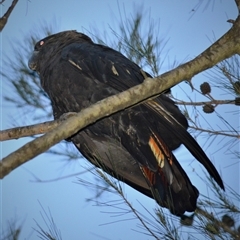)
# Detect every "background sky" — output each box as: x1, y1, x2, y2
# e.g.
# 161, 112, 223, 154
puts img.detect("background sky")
1, 1, 239, 239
